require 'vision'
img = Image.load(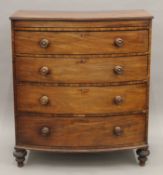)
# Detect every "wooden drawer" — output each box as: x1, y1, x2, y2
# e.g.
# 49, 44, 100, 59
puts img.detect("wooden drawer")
15, 56, 148, 83
16, 114, 146, 148
16, 84, 147, 114
14, 20, 150, 28
14, 30, 148, 55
